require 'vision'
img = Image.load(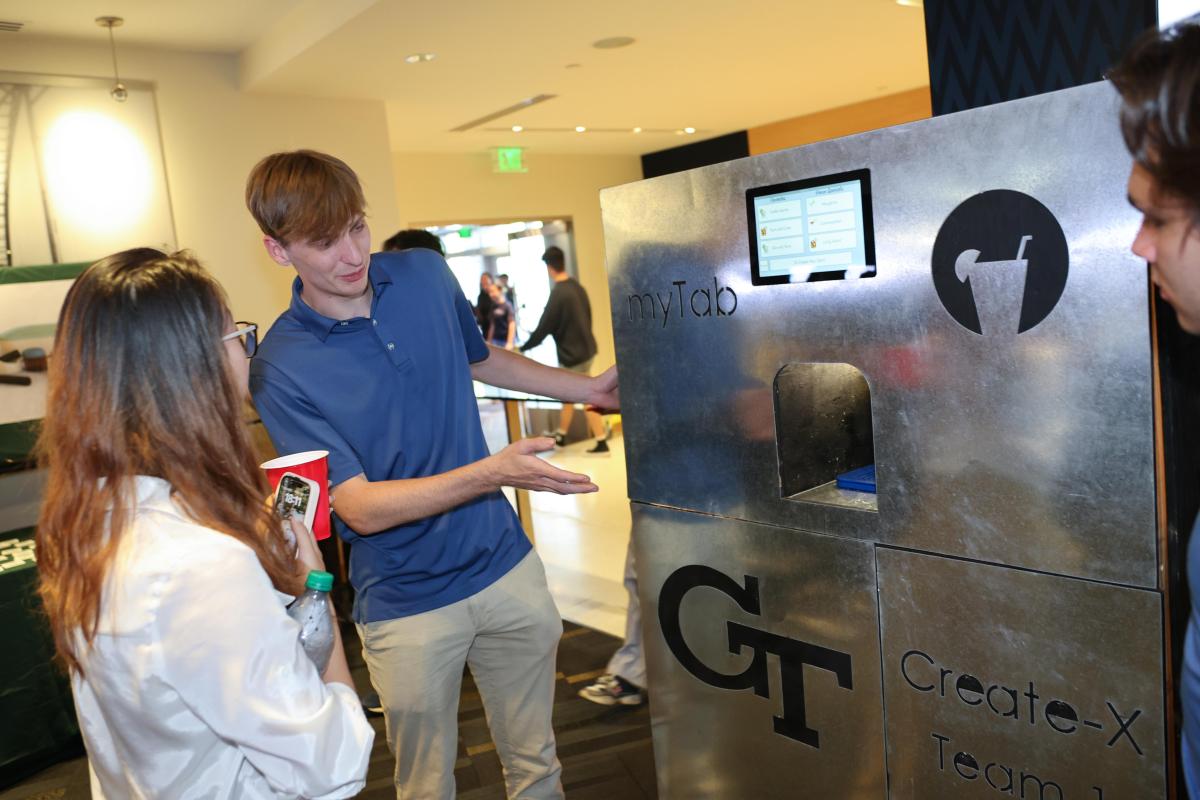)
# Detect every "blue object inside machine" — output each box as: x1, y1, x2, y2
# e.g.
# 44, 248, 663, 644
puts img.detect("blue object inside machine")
836, 464, 876, 493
